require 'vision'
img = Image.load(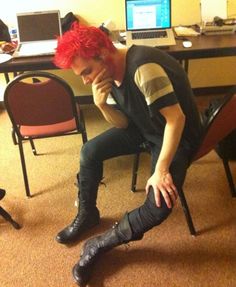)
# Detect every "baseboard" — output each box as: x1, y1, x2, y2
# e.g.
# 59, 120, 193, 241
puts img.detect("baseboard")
76, 85, 235, 105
